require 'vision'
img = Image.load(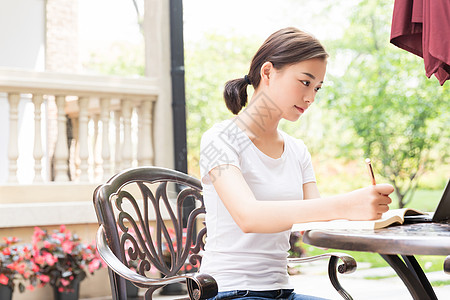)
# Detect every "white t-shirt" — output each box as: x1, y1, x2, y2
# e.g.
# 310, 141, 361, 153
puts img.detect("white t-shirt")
199, 119, 316, 292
